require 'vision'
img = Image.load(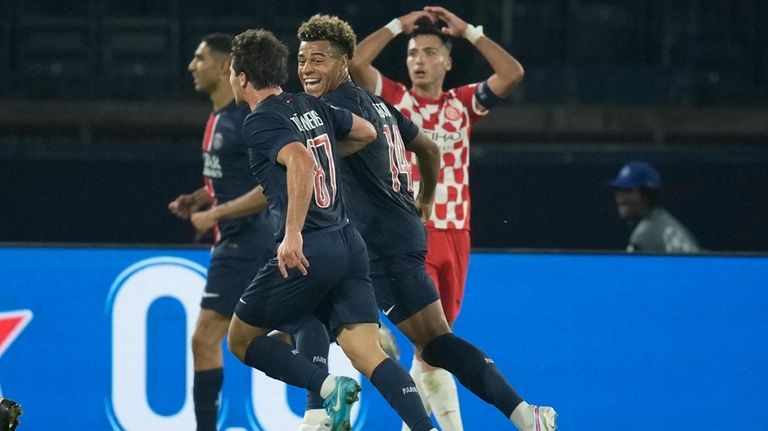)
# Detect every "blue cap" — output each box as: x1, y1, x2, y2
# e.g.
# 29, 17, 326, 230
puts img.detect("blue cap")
610, 161, 662, 189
